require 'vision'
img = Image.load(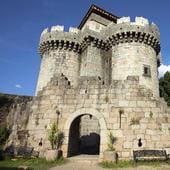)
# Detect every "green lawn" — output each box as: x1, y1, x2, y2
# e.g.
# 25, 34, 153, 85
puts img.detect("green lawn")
99, 160, 170, 169
0, 157, 67, 170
